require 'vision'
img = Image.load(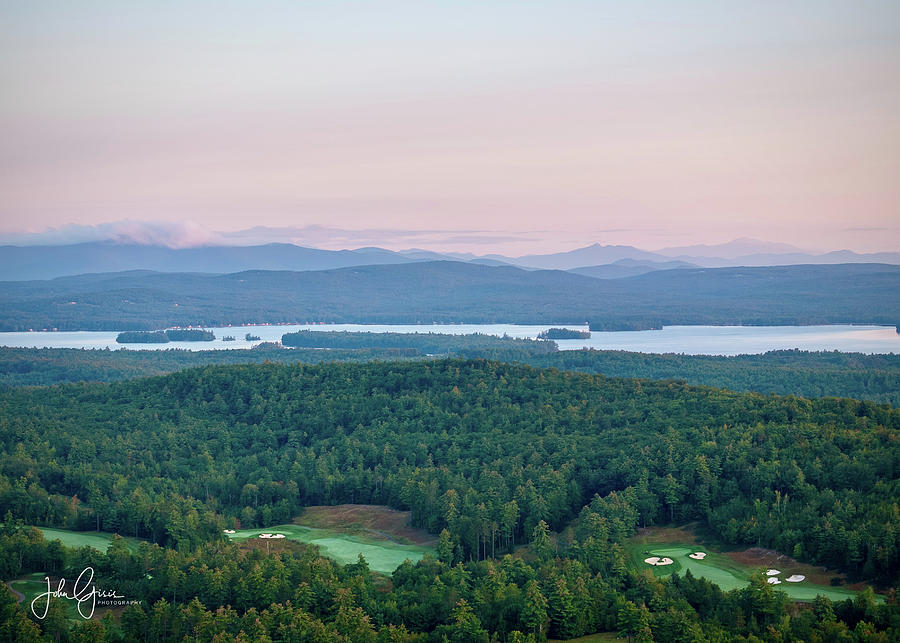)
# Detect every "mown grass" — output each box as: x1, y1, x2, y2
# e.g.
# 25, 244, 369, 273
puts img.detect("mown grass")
225, 523, 433, 573
36, 527, 143, 552
625, 540, 877, 603
11, 573, 86, 620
